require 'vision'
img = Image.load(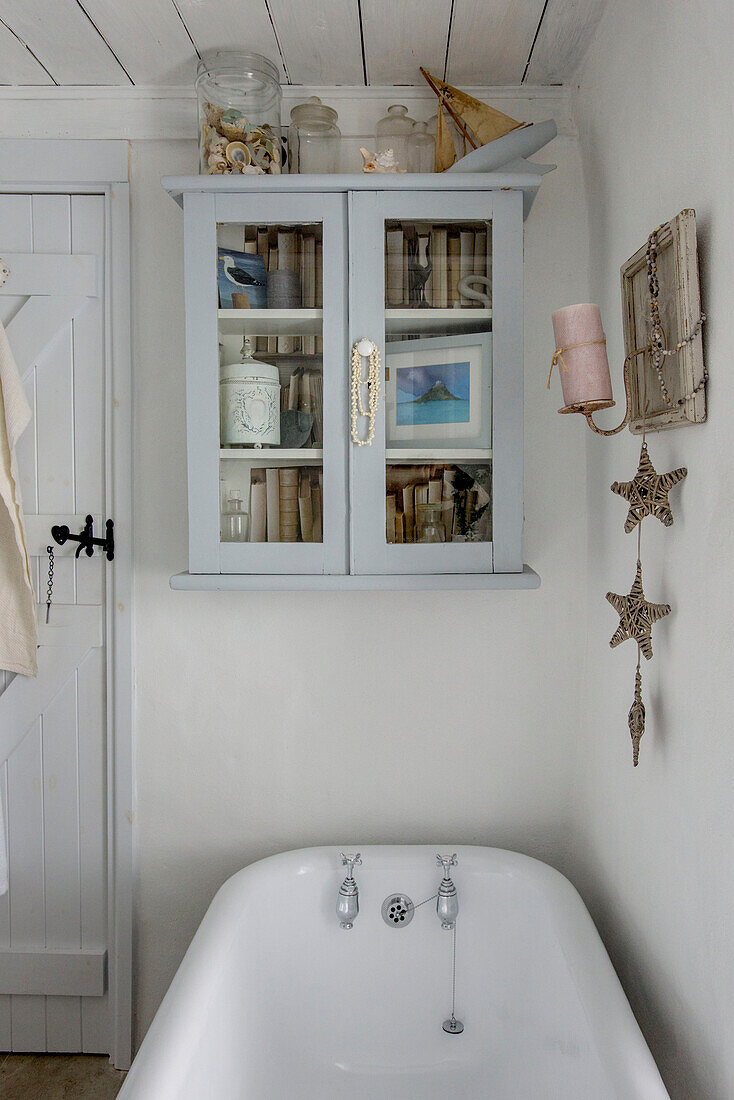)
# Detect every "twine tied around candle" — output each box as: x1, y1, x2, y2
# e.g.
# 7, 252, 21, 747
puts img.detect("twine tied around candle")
547, 338, 608, 389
